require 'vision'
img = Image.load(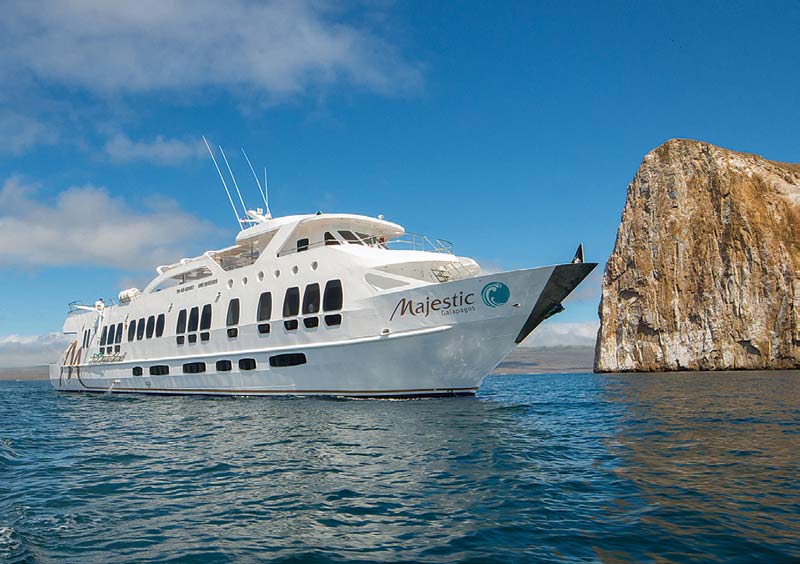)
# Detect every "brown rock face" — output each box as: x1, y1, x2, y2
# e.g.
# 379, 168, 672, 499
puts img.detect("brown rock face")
595, 139, 800, 372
